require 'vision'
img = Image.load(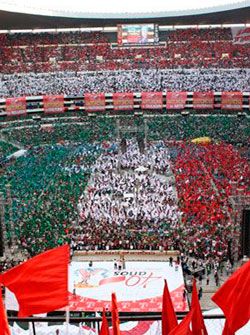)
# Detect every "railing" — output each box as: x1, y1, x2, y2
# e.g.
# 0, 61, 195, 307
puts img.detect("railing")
0, 92, 249, 117
8, 314, 226, 335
